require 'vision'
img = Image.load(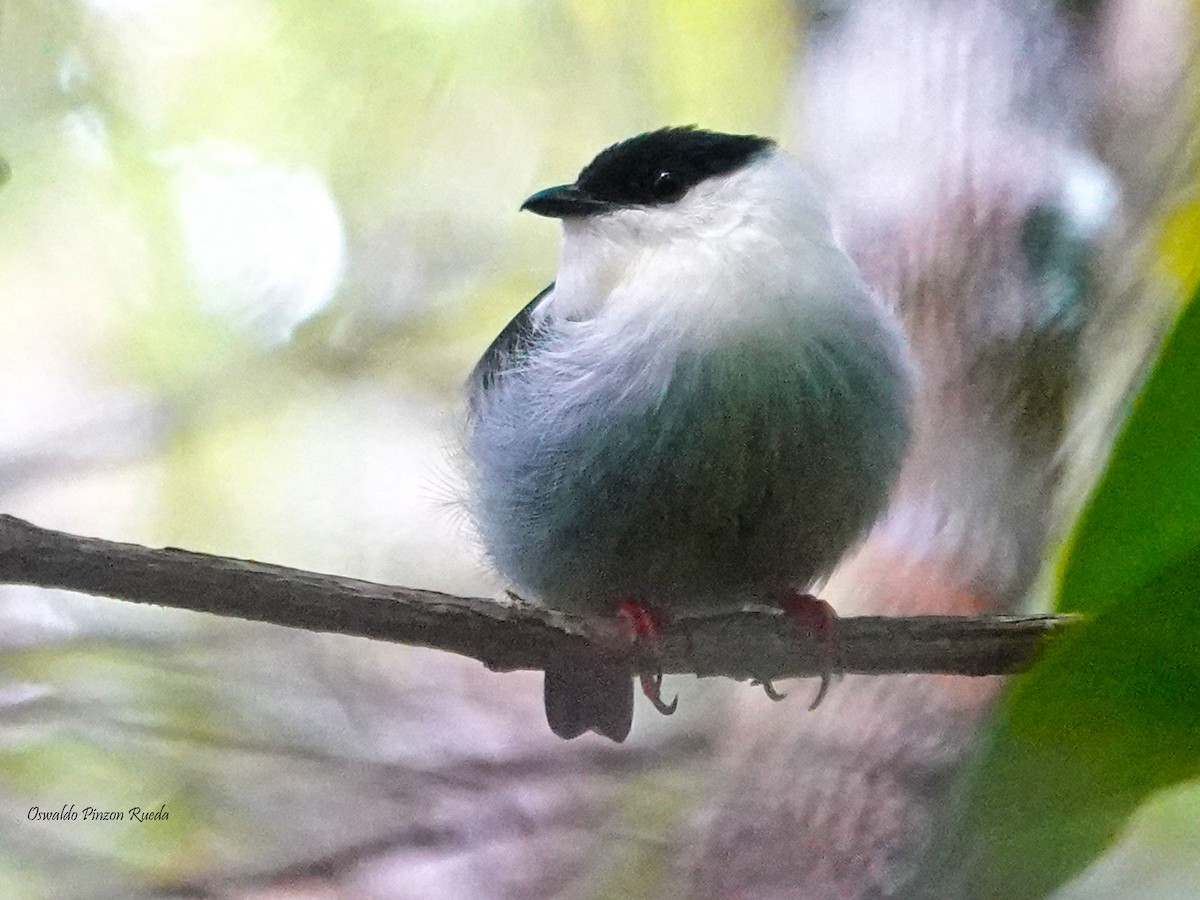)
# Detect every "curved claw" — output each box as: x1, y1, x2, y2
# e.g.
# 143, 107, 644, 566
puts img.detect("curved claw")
778, 590, 842, 711
650, 690, 679, 716
808, 671, 831, 711
639, 672, 678, 716
751, 678, 788, 702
